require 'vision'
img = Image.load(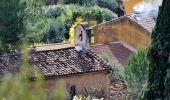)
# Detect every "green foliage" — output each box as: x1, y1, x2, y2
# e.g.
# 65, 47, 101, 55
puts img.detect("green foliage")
99, 53, 125, 84
0, 0, 24, 52
164, 60, 170, 99
45, 5, 117, 23
44, 5, 117, 43
0, 0, 48, 52
45, 5, 65, 18
125, 48, 149, 95
59, 0, 98, 6
142, 0, 170, 99
58, 0, 119, 12
0, 0, 118, 53
98, 0, 119, 13
42, 17, 66, 43
22, 0, 48, 44
102, 8, 118, 21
